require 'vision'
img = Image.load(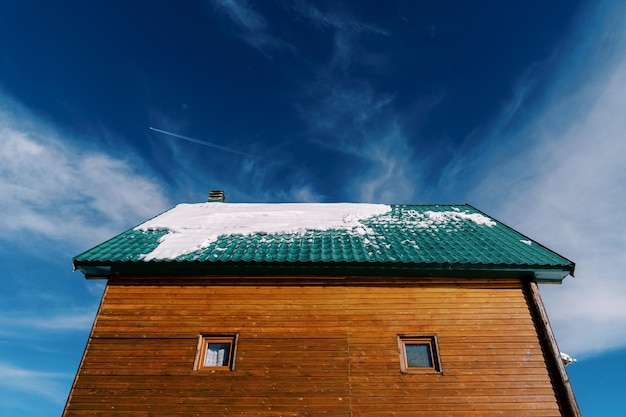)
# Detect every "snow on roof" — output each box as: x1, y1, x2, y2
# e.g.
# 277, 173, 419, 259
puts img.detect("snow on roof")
136, 203, 392, 261
74, 203, 575, 282
378, 209, 496, 229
